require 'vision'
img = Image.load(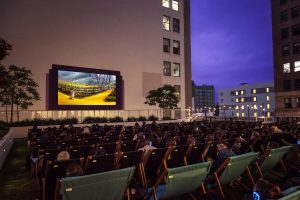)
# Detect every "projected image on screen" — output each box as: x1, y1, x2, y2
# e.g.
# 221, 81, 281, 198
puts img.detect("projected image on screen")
58, 70, 116, 105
